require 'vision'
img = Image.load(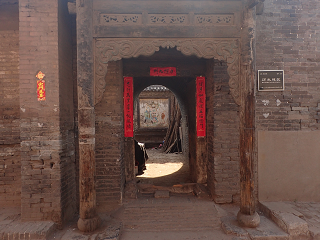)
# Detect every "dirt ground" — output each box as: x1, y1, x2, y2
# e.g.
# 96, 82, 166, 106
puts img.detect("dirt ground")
136, 148, 191, 186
